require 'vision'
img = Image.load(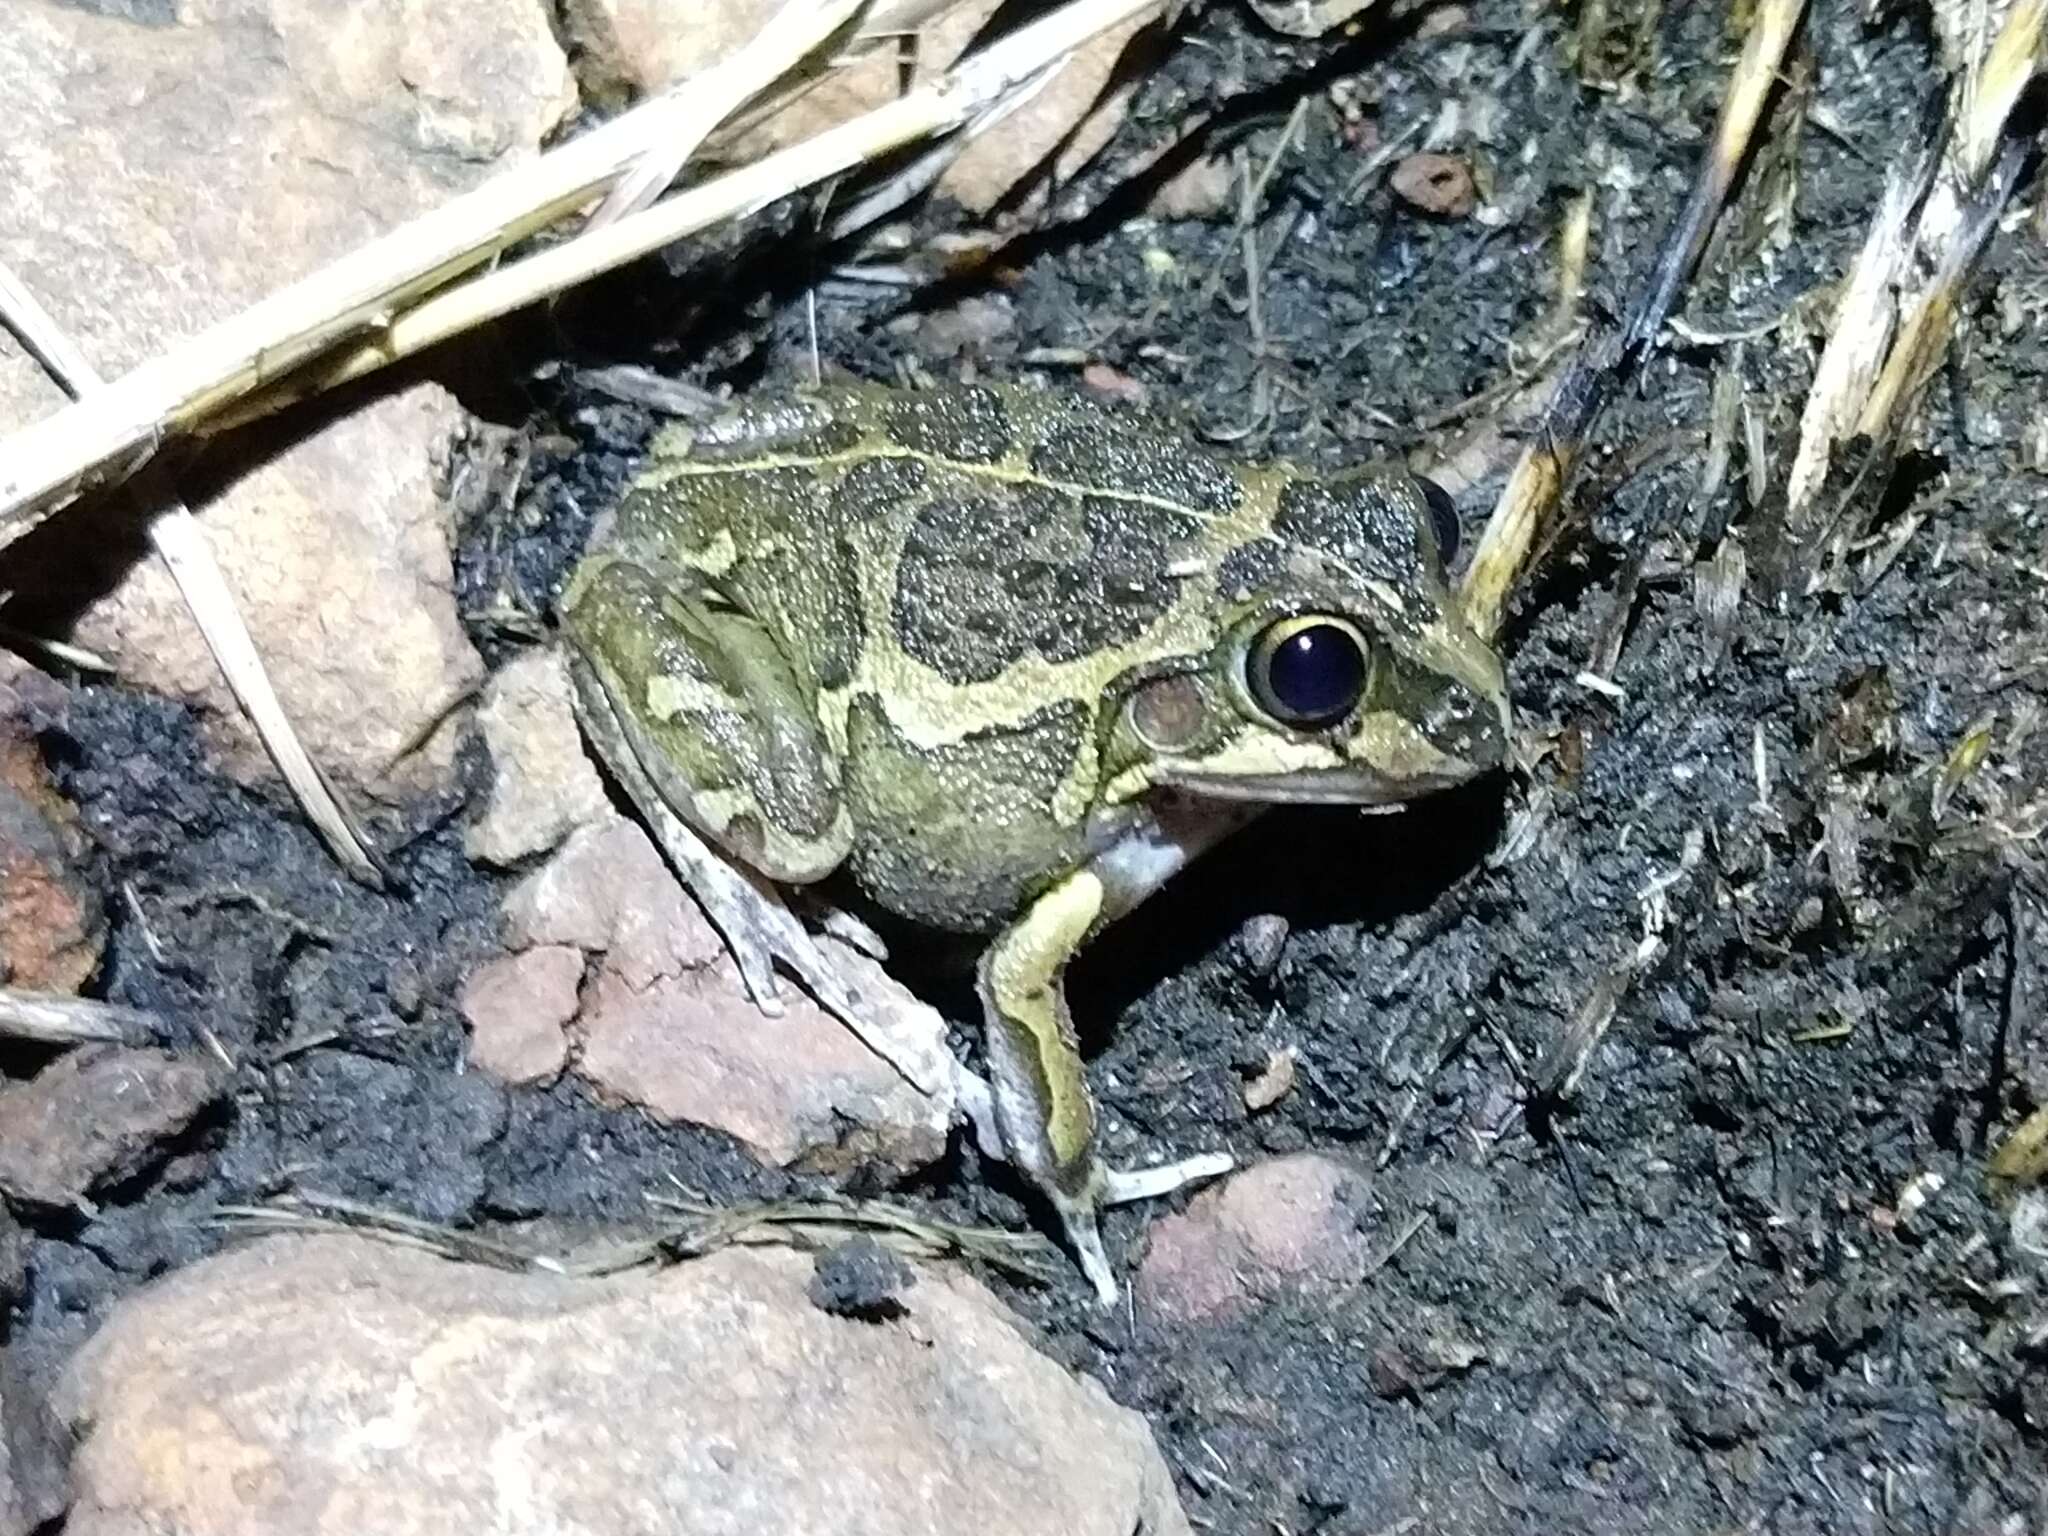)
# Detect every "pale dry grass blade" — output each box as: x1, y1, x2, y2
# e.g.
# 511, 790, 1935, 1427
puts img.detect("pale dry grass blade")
1854, 135, 2029, 443
0, 262, 386, 883
1784, 0, 2039, 556
819, 59, 1064, 239
1783, 134, 1943, 519
1948, 0, 2042, 180
0, 0, 868, 540
590, 0, 867, 227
